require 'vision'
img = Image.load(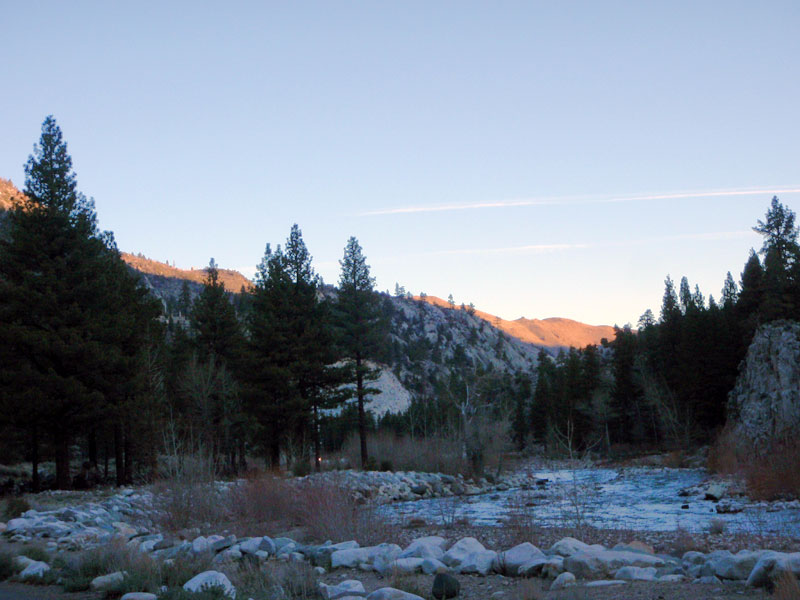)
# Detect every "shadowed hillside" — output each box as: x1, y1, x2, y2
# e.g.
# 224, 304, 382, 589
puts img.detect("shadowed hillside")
415, 295, 615, 349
